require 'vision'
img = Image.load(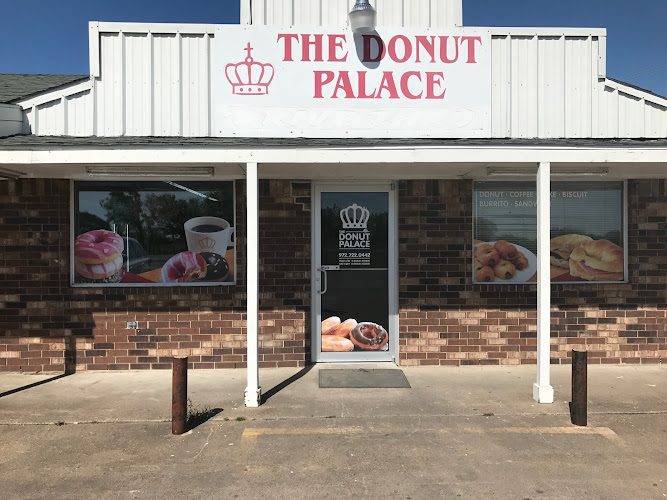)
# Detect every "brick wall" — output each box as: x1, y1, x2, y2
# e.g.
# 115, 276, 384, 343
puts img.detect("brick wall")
0, 178, 310, 372
258, 180, 311, 367
398, 179, 667, 366
2, 177, 665, 372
